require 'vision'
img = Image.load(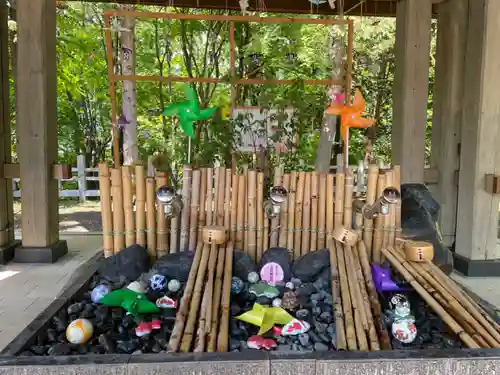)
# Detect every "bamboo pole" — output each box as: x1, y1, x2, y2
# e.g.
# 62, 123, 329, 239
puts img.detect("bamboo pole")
98, 163, 113, 258
135, 165, 147, 248
372, 172, 386, 264
216, 167, 226, 226
206, 168, 214, 226
318, 173, 327, 249
194, 274, 211, 353
243, 167, 248, 251
352, 244, 380, 351
230, 171, 239, 242
180, 244, 212, 352
287, 172, 297, 253
247, 170, 257, 261
301, 172, 312, 255
146, 177, 156, 261
329, 240, 347, 350
198, 168, 208, 236
357, 240, 391, 349
363, 165, 378, 259
236, 174, 245, 249
382, 170, 393, 248
278, 174, 290, 248
224, 169, 232, 230
180, 165, 193, 251
393, 165, 401, 241
104, 10, 355, 26
208, 244, 226, 352
156, 172, 169, 257
293, 172, 305, 260
167, 241, 204, 352
111, 168, 125, 253
188, 170, 201, 252
381, 247, 480, 349
343, 244, 369, 351
121, 166, 135, 247
392, 247, 500, 348
310, 172, 319, 251
333, 172, 344, 230
424, 260, 500, 337
218, 242, 234, 352
256, 171, 265, 262
194, 244, 219, 352
343, 168, 353, 229
335, 241, 357, 350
